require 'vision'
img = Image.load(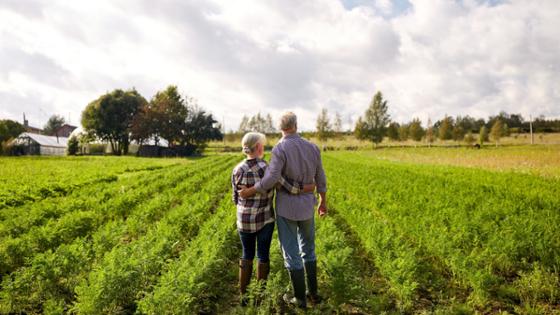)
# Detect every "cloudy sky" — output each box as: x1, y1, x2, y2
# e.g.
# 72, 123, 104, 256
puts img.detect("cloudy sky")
1, 0, 559, 131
